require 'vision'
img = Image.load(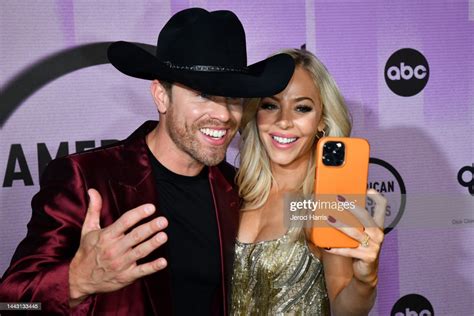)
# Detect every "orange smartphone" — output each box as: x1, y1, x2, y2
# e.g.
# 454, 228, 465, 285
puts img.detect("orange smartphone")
310, 137, 370, 248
